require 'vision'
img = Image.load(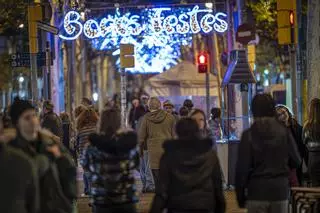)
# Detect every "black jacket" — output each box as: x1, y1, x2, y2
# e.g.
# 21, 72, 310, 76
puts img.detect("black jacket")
303, 125, 320, 186
236, 117, 301, 208
0, 143, 39, 213
10, 130, 77, 213
42, 111, 63, 138
150, 138, 226, 213
129, 105, 146, 130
